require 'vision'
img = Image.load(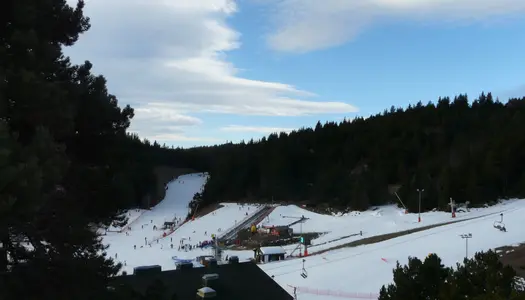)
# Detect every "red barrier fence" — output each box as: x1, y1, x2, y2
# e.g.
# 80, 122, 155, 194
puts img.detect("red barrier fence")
288, 285, 379, 299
